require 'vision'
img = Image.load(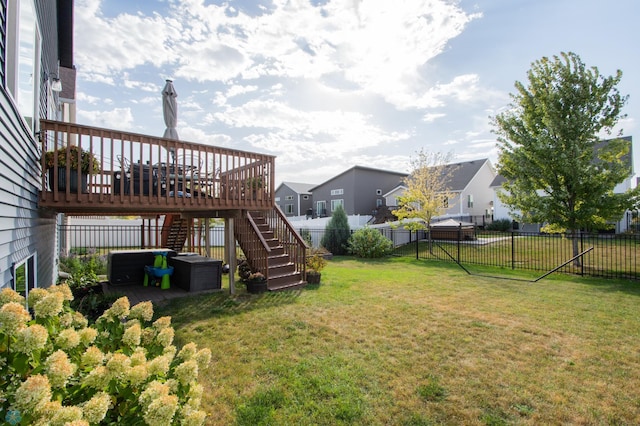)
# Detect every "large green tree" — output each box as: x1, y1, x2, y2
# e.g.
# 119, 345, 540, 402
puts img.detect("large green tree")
493, 52, 638, 263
